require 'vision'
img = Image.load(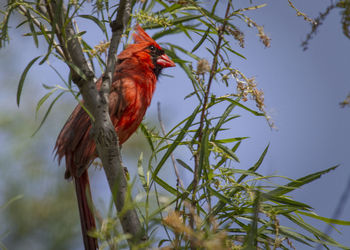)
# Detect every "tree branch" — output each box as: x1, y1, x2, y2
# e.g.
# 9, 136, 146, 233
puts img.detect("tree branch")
190, 1, 232, 245
43, 0, 144, 245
